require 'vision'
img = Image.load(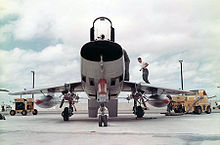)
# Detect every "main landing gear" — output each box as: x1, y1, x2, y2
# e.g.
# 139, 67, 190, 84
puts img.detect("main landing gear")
132, 92, 145, 118
60, 90, 78, 121
62, 102, 74, 121
98, 103, 108, 127
133, 100, 145, 118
